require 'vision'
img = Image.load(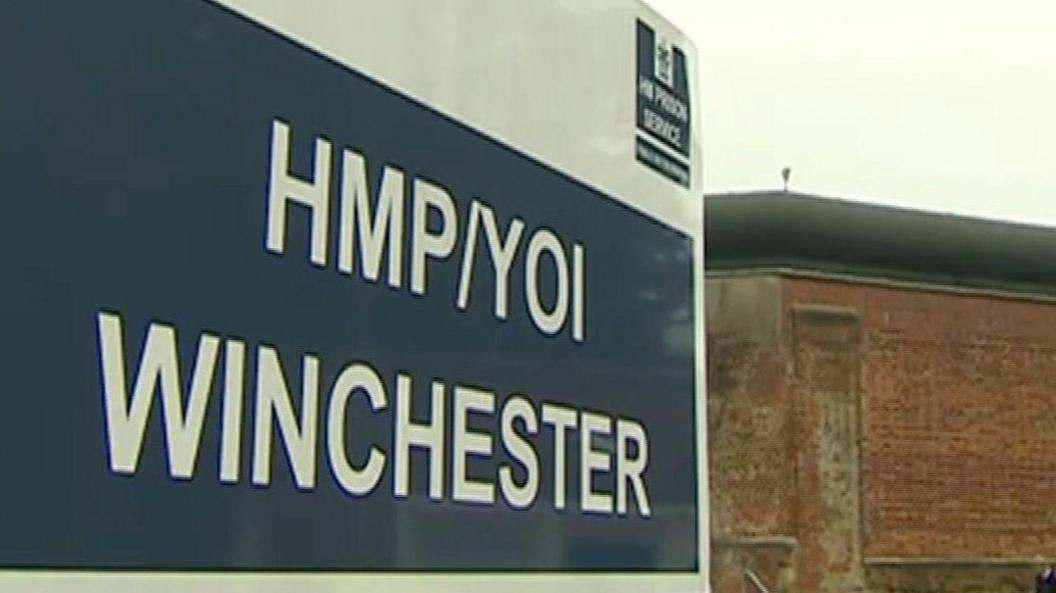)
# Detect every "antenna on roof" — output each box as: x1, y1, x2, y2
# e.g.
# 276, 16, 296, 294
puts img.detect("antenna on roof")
781, 167, 792, 193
